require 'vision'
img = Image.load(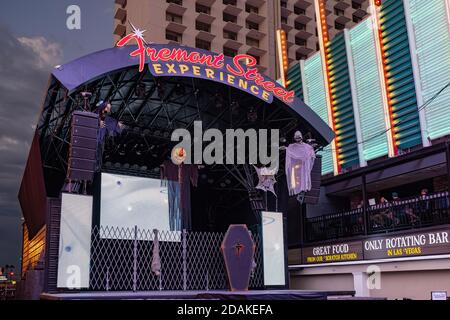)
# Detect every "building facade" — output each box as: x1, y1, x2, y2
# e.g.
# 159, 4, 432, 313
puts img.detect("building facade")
287, 0, 450, 299
113, 0, 370, 79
